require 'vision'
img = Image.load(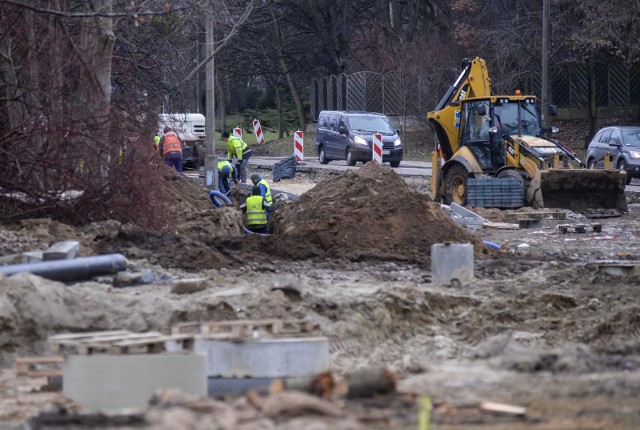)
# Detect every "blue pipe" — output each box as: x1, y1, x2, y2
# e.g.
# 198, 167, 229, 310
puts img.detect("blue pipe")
0, 254, 127, 282
482, 240, 501, 249
210, 190, 232, 207
242, 226, 272, 236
